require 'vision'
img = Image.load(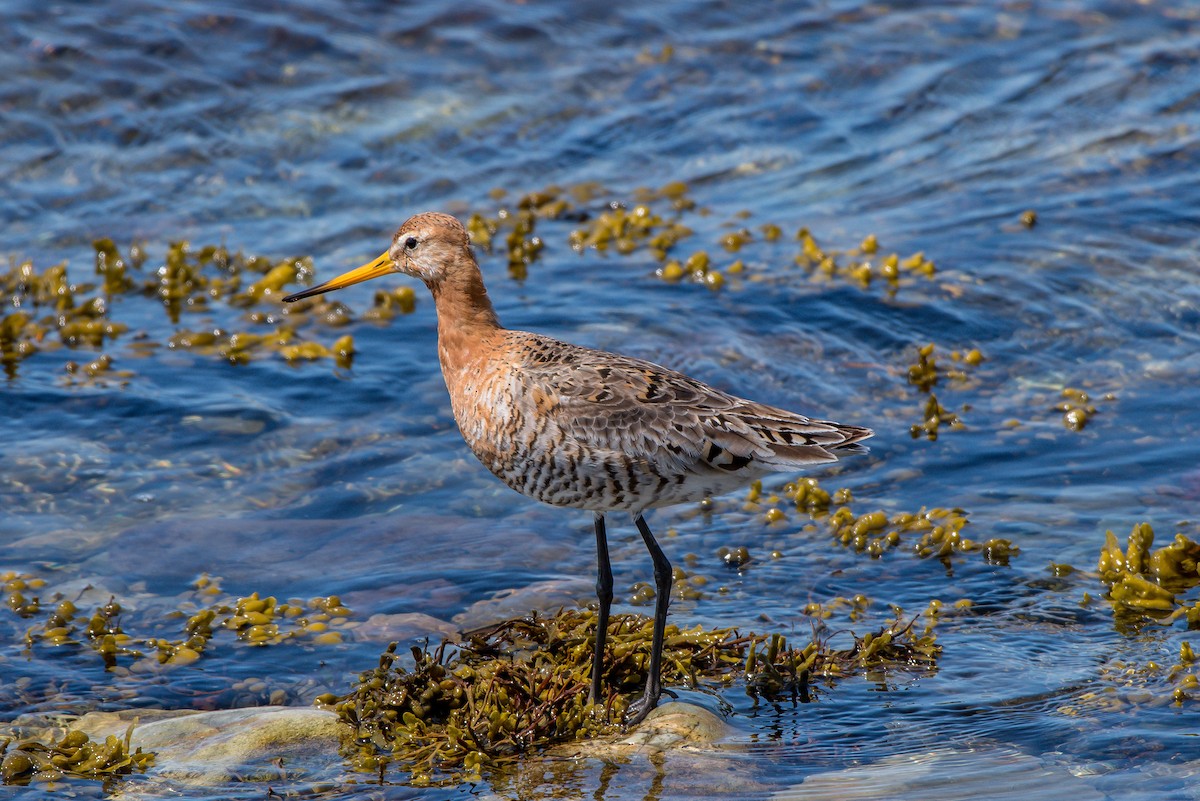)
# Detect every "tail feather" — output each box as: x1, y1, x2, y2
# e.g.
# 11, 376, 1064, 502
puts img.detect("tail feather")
703, 410, 872, 472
